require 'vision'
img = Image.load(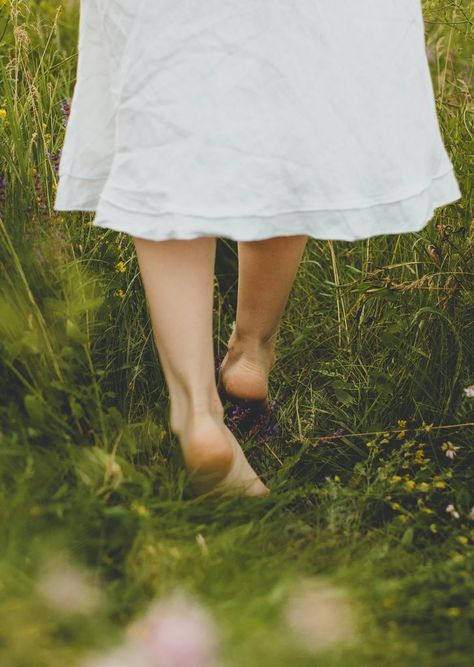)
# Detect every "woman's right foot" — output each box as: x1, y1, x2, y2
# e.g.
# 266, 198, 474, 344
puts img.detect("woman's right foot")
217, 330, 277, 404
170, 410, 269, 497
